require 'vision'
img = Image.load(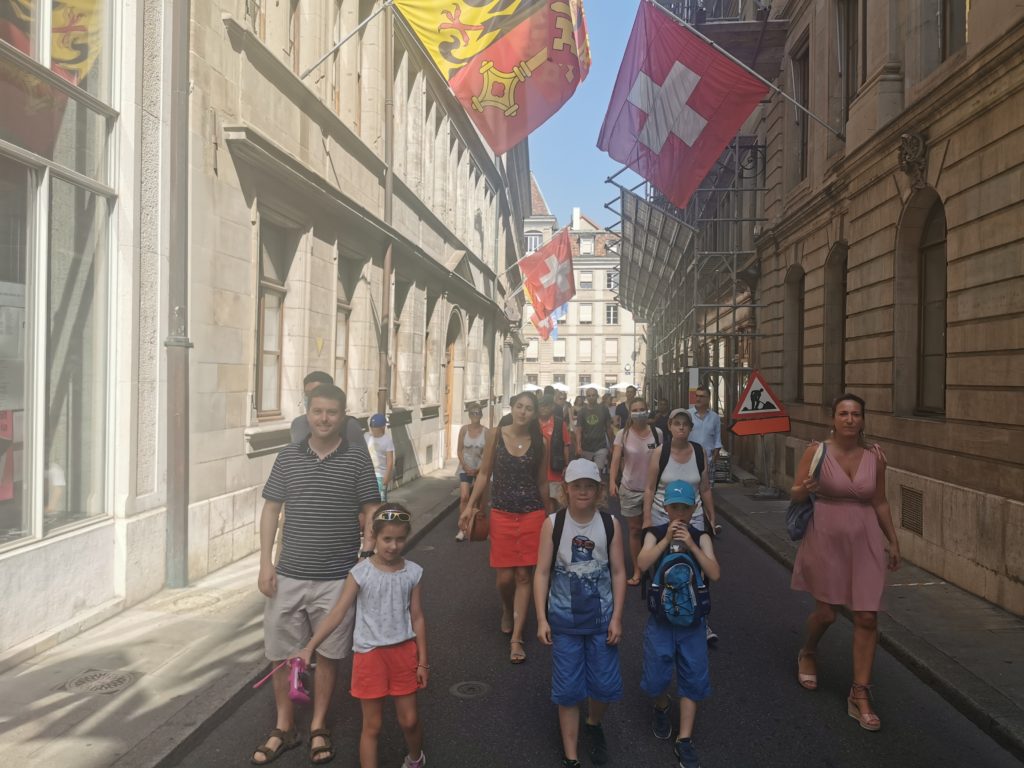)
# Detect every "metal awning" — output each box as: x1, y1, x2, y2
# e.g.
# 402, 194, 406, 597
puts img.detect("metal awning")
616, 186, 697, 324
695, 19, 789, 81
